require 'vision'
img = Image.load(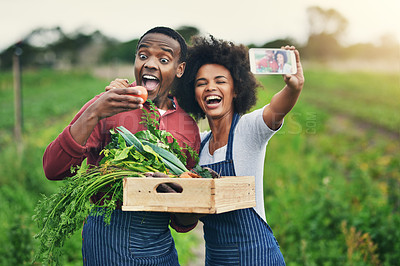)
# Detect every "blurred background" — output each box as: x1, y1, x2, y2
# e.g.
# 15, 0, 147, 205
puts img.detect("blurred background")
0, 0, 399, 265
